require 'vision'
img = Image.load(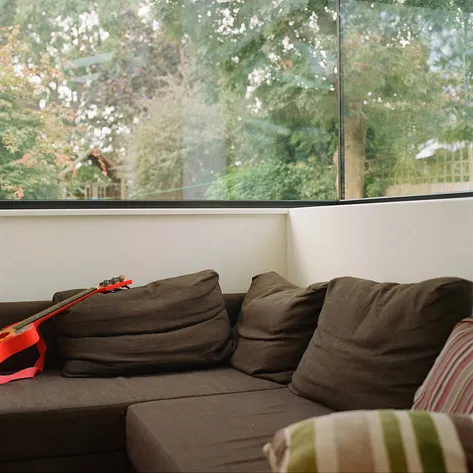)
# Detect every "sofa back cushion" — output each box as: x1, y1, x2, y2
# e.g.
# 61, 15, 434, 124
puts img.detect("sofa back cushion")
289, 276, 473, 410
231, 272, 328, 384
53, 270, 236, 377
0, 292, 245, 376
